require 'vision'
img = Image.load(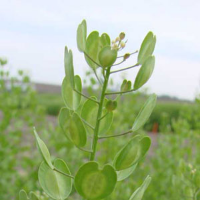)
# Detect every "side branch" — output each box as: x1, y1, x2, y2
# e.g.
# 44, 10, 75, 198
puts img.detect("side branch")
98, 130, 133, 139
54, 168, 74, 179
105, 88, 136, 95
117, 50, 138, 58
74, 89, 100, 104
110, 63, 139, 74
